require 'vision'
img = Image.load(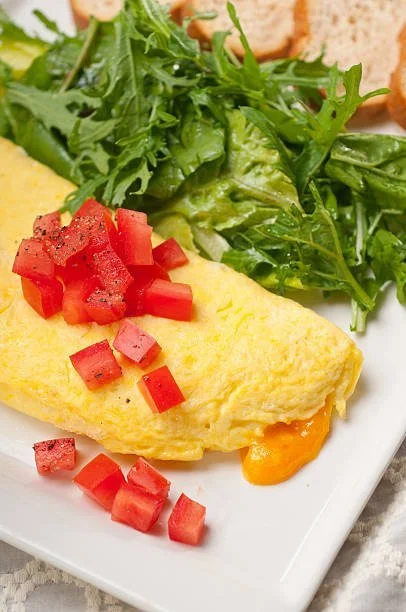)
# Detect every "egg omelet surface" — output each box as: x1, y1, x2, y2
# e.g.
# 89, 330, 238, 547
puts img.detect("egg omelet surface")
0, 138, 362, 460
